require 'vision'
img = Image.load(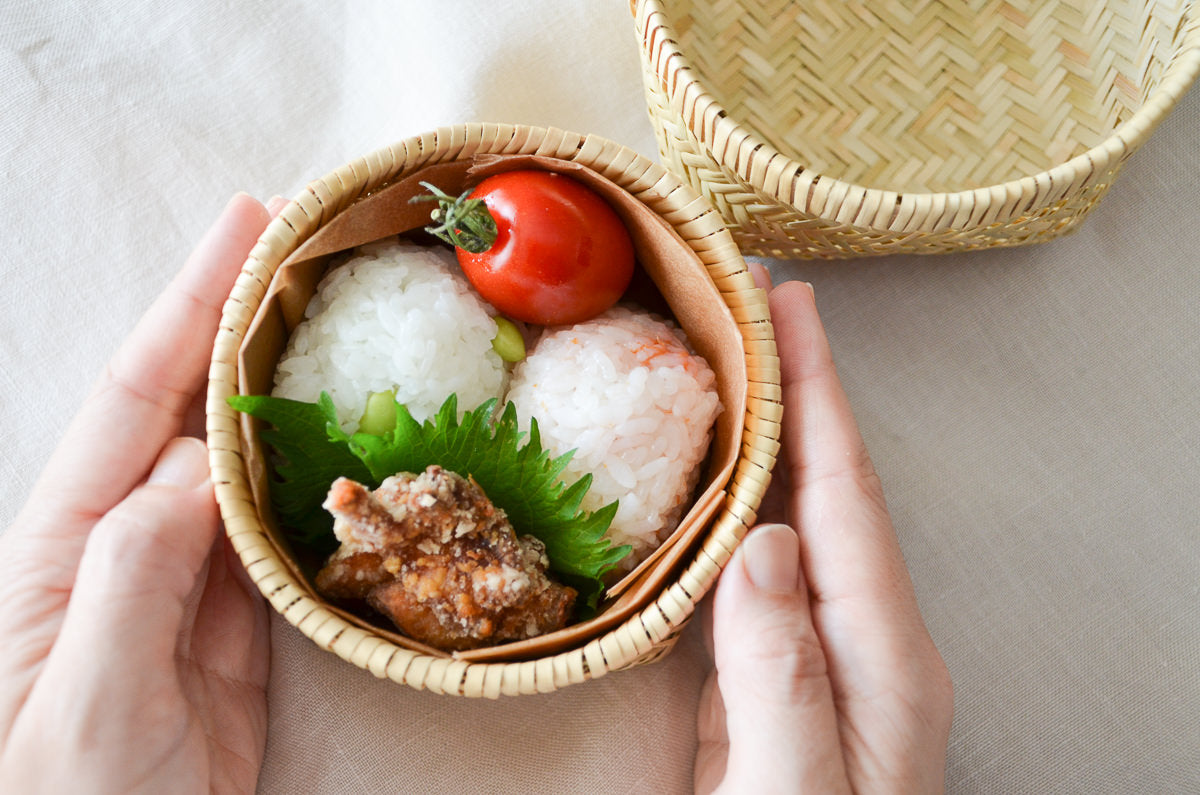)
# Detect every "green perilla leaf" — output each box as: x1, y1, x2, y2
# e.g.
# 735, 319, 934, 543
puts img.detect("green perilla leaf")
228, 391, 629, 606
